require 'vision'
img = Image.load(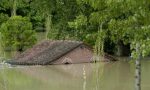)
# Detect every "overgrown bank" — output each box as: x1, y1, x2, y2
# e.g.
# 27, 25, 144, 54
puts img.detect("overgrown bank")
0, 0, 150, 58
